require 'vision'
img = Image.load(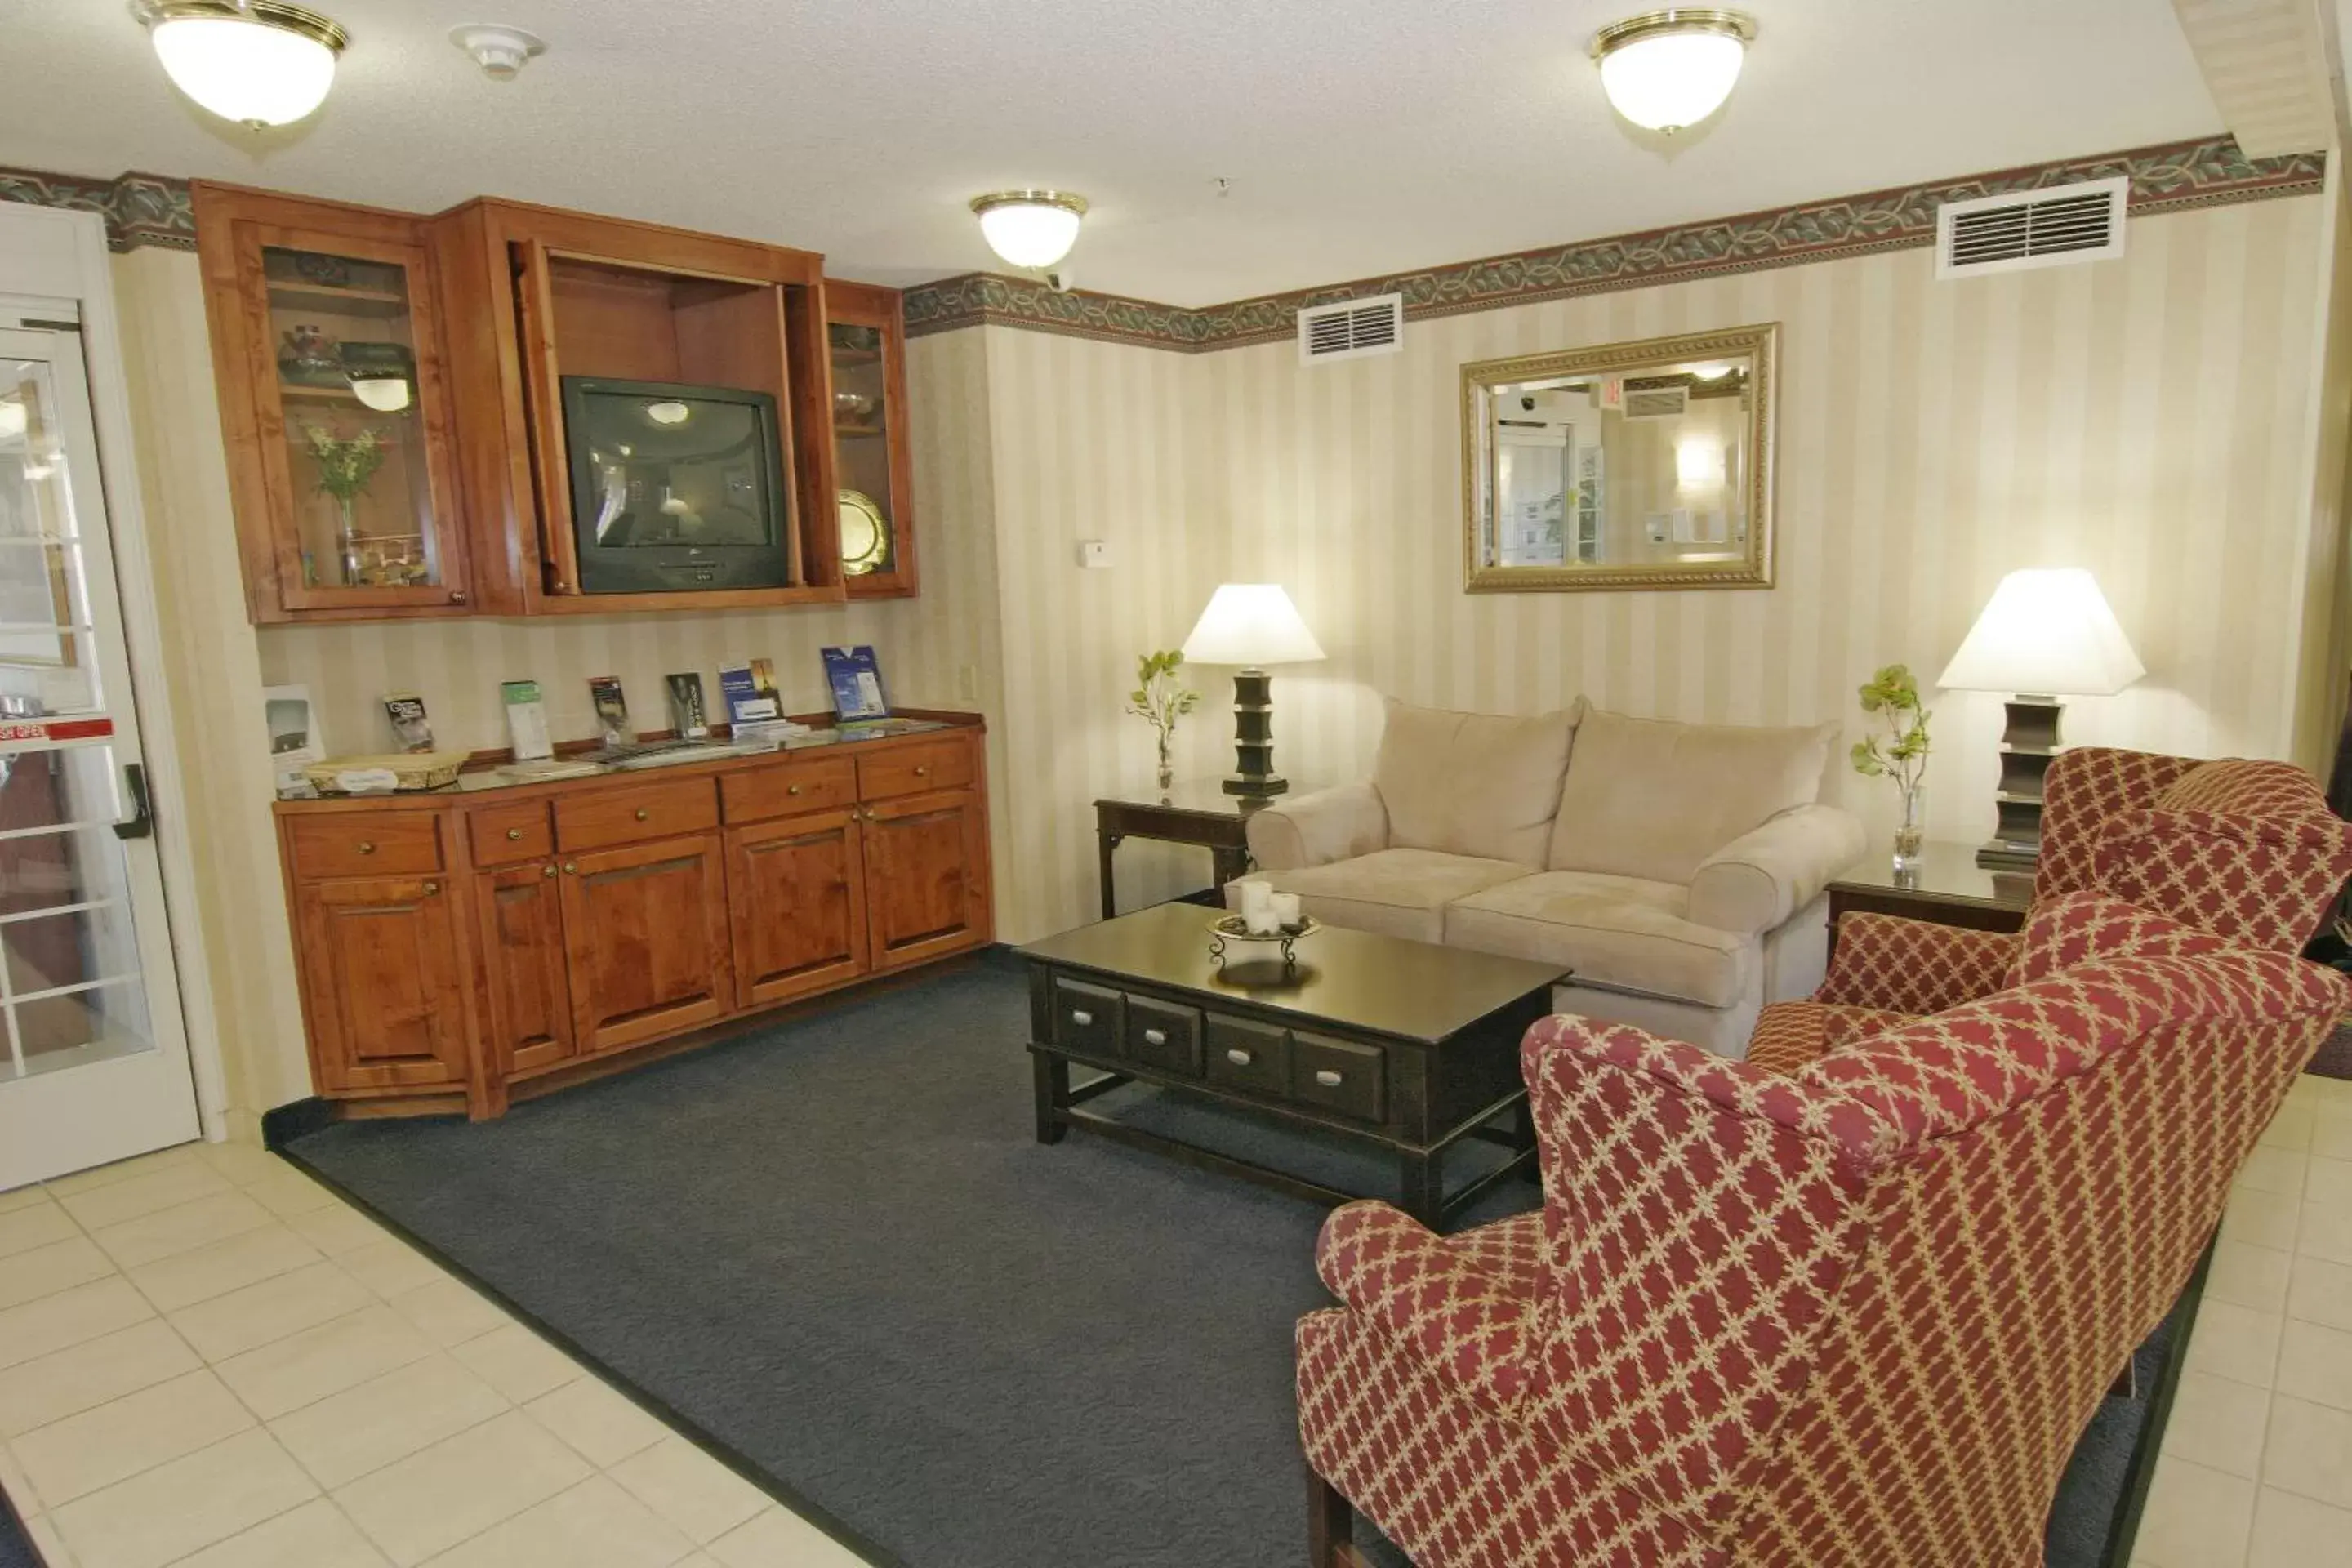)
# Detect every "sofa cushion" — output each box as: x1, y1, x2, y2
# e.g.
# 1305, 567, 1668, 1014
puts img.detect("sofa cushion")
1373, 697, 1582, 869
1445, 871, 1753, 1008
1251, 849, 1534, 944
1548, 708, 1837, 884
